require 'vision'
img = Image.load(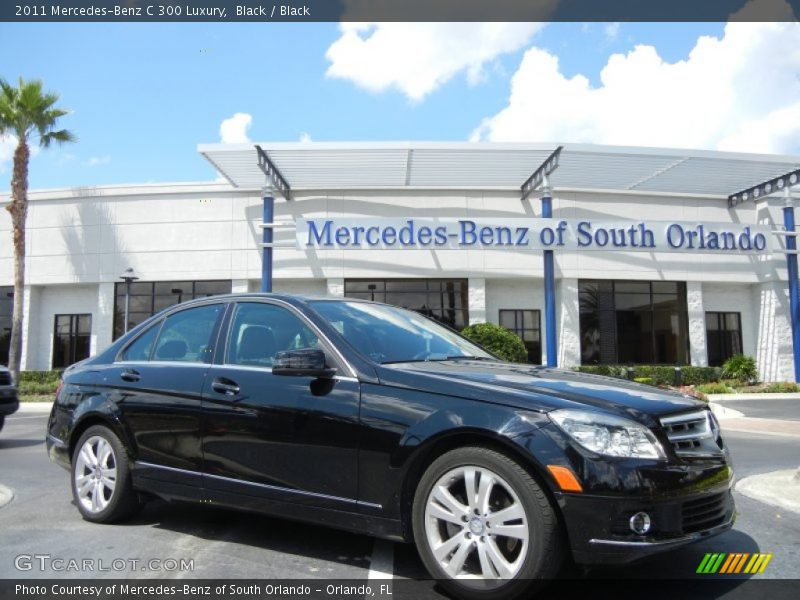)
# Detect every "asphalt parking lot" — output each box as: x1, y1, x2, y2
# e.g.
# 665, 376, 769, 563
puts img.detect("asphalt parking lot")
1, 401, 798, 591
